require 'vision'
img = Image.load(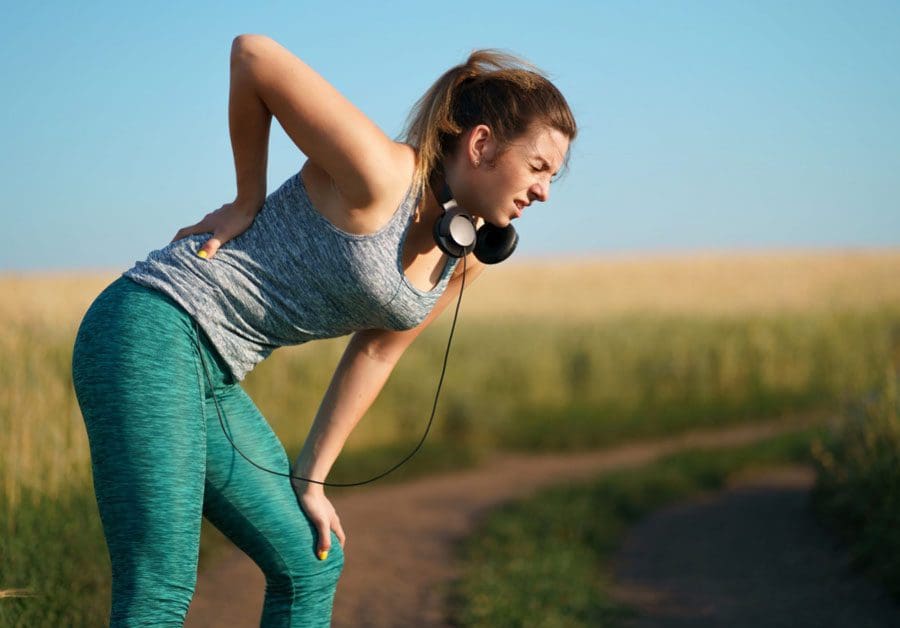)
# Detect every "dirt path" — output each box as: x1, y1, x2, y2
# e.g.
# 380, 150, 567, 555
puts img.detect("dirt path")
184, 416, 821, 627
611, 467, 900, 627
